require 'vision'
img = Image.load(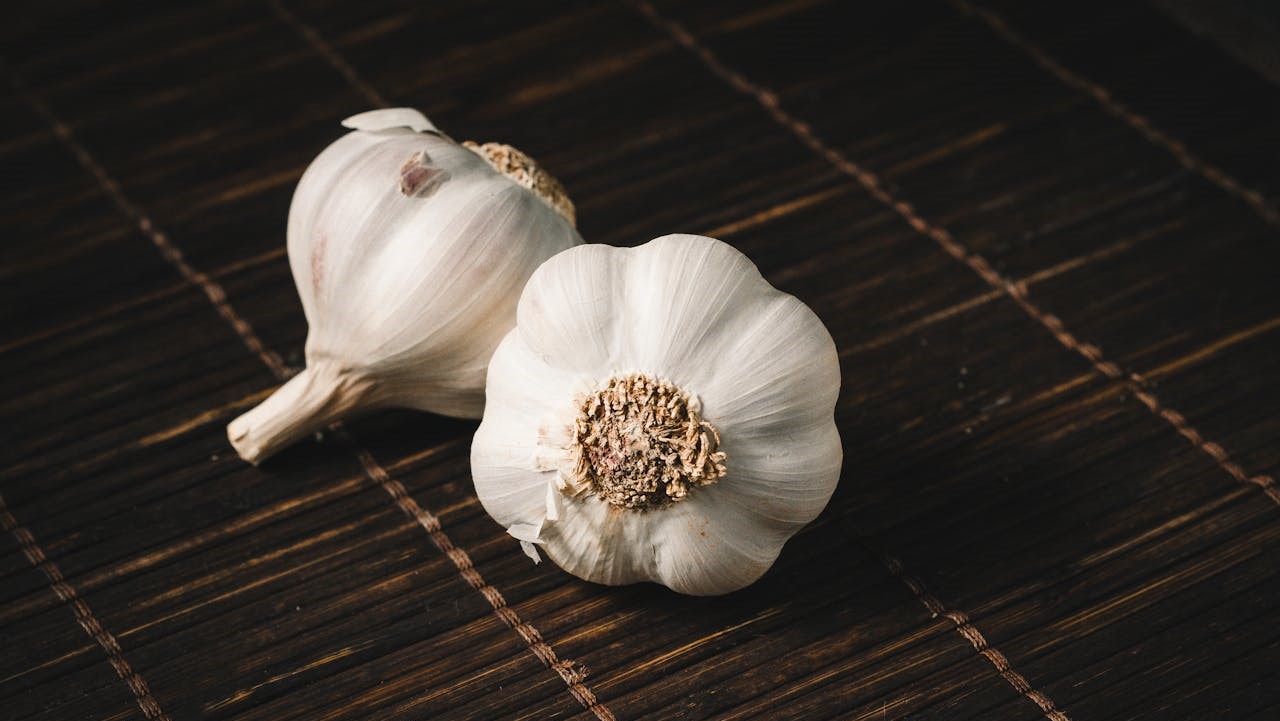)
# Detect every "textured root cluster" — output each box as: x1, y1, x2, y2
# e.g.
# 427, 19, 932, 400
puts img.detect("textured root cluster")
566, 374, 727, 510
463, 141, 576, 225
